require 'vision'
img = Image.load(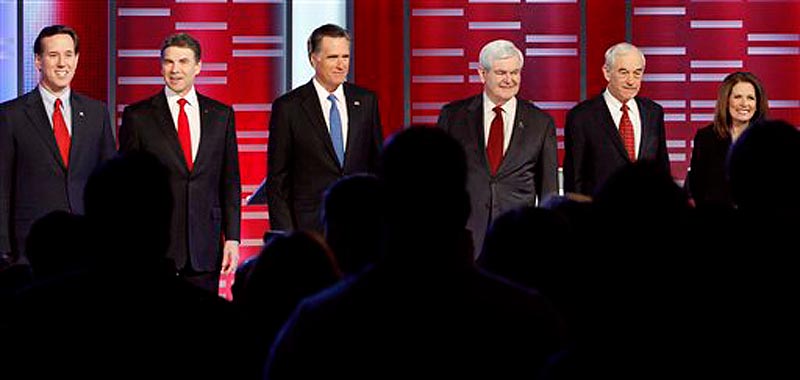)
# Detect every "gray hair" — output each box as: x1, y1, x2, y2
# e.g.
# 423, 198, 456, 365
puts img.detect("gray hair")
604, 42, 645, 71
479, 40, 523, 71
